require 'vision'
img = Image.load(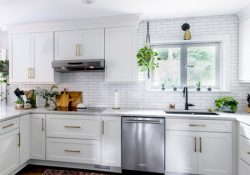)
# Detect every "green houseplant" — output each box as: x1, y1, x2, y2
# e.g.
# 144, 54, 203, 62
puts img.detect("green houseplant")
215, 96, 239, 113
37, 85, 59, 107
137, 45, 161, 78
